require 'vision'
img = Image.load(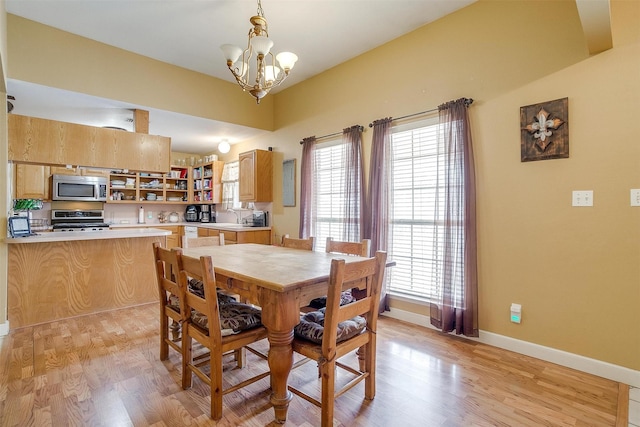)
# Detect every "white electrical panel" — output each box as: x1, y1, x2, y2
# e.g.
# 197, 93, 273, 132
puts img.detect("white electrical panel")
631, 189, 640, 207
